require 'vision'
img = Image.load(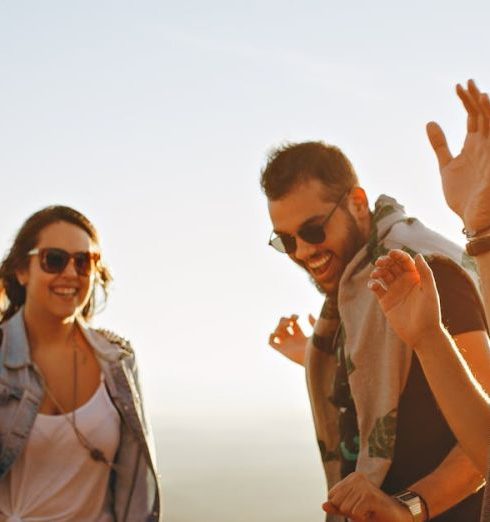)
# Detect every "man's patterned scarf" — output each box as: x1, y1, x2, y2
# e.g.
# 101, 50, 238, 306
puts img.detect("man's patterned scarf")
305, 195, 480, 509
